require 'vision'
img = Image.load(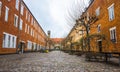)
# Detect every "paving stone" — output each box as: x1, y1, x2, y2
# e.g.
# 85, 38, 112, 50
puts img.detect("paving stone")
0, 51, 120, 72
